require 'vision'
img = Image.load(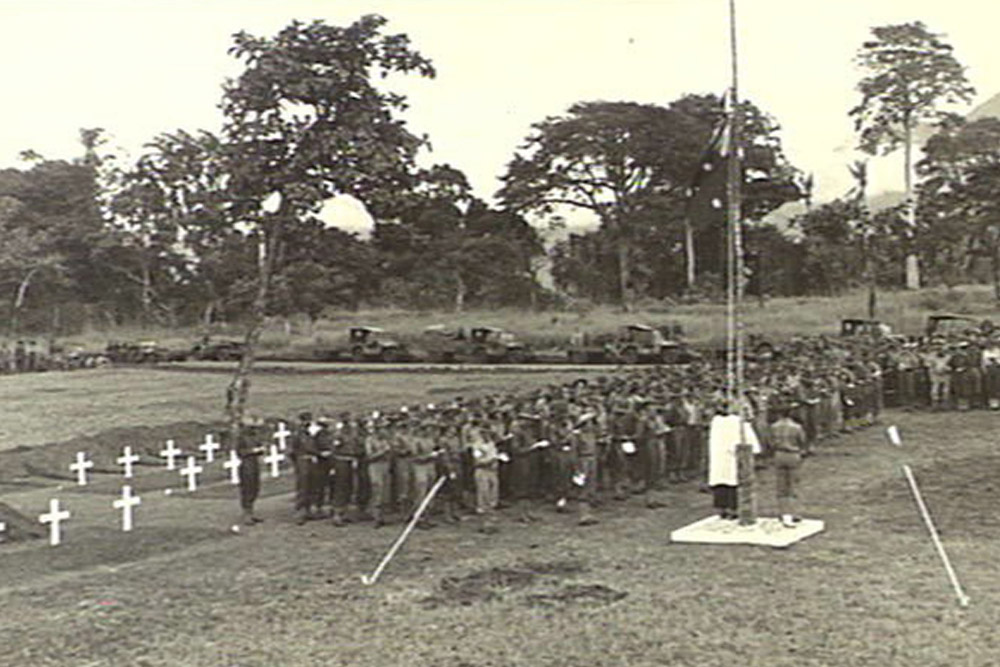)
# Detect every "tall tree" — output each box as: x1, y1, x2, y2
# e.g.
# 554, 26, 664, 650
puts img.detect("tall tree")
918, 117, 1000, 296
525, 95, 800, 304
850, 21, 975, 289
218, 15, 434, 431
